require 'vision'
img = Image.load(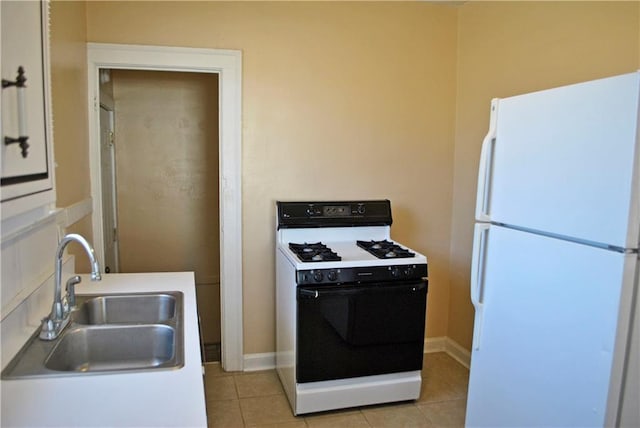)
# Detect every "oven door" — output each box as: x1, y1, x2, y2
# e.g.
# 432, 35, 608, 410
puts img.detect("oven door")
296, 280, 427, 383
